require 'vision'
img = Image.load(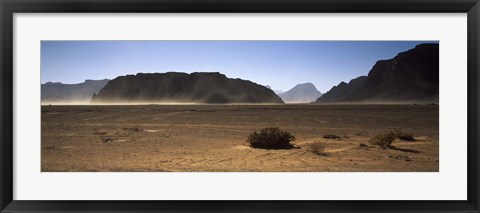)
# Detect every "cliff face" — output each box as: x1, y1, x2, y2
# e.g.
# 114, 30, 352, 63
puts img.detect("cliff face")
91, 72, 284, 104
316, 43, 439, 103
41, 79, 109, 104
